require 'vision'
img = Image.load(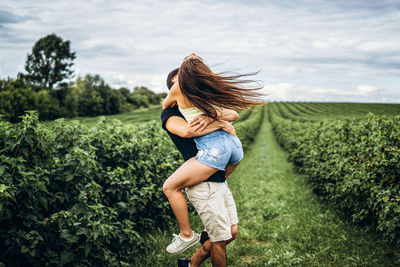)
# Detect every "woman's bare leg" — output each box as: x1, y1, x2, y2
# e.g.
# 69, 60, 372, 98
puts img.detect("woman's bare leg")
225, 161, 241, 178
163, 157, 218, 238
